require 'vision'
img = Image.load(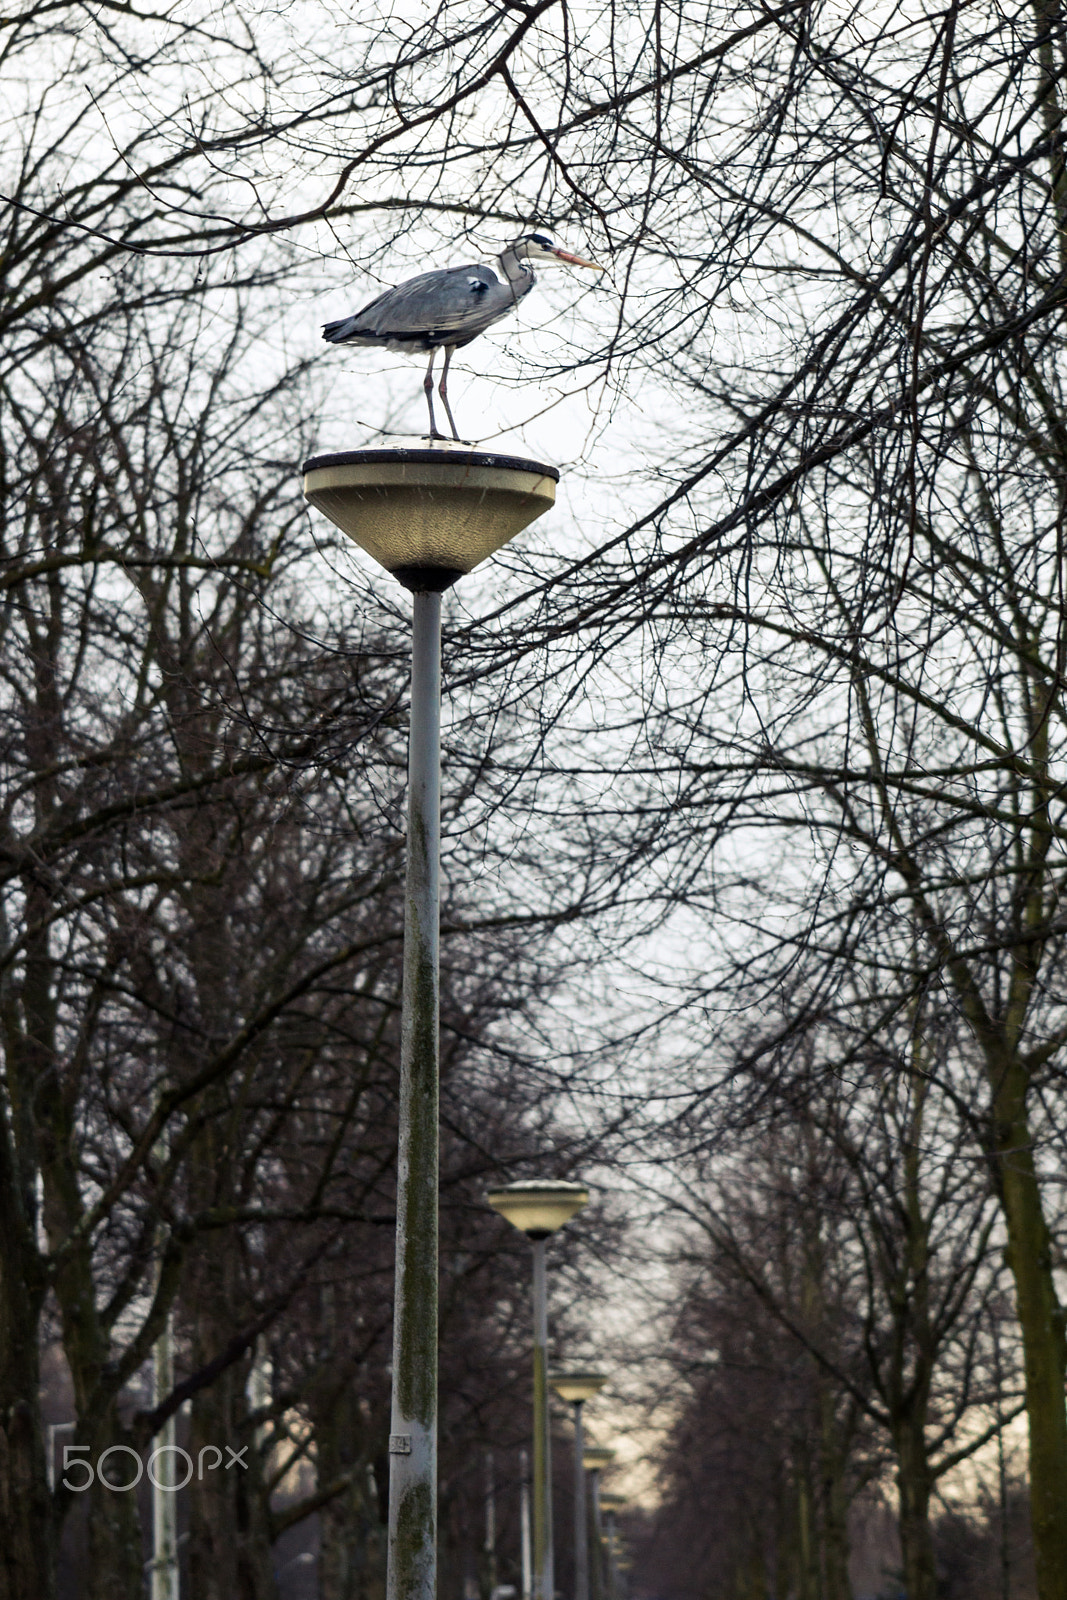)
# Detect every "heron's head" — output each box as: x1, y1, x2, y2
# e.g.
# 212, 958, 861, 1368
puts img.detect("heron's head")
515, 232, 605, 270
